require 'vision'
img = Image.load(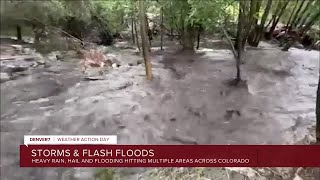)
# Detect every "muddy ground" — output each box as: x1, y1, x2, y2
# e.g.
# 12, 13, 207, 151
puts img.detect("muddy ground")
0, 37, 319, 180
